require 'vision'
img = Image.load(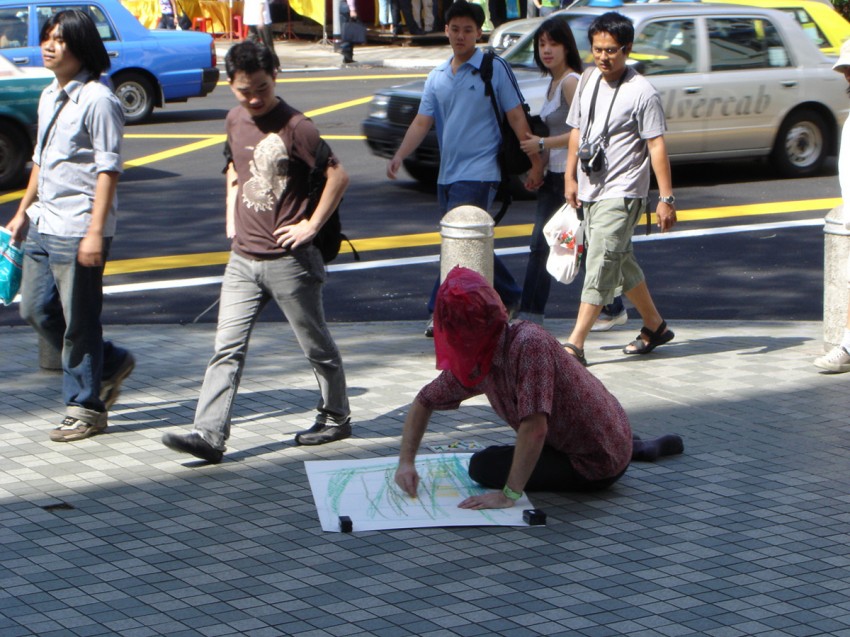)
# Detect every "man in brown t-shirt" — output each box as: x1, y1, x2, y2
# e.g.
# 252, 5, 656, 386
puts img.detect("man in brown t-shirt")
162, 41, 351, 464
